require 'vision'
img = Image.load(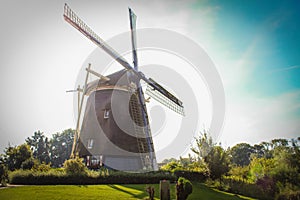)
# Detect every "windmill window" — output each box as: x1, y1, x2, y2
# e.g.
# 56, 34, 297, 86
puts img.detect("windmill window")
87, 139, 94, 149
104, 109, 110, 119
